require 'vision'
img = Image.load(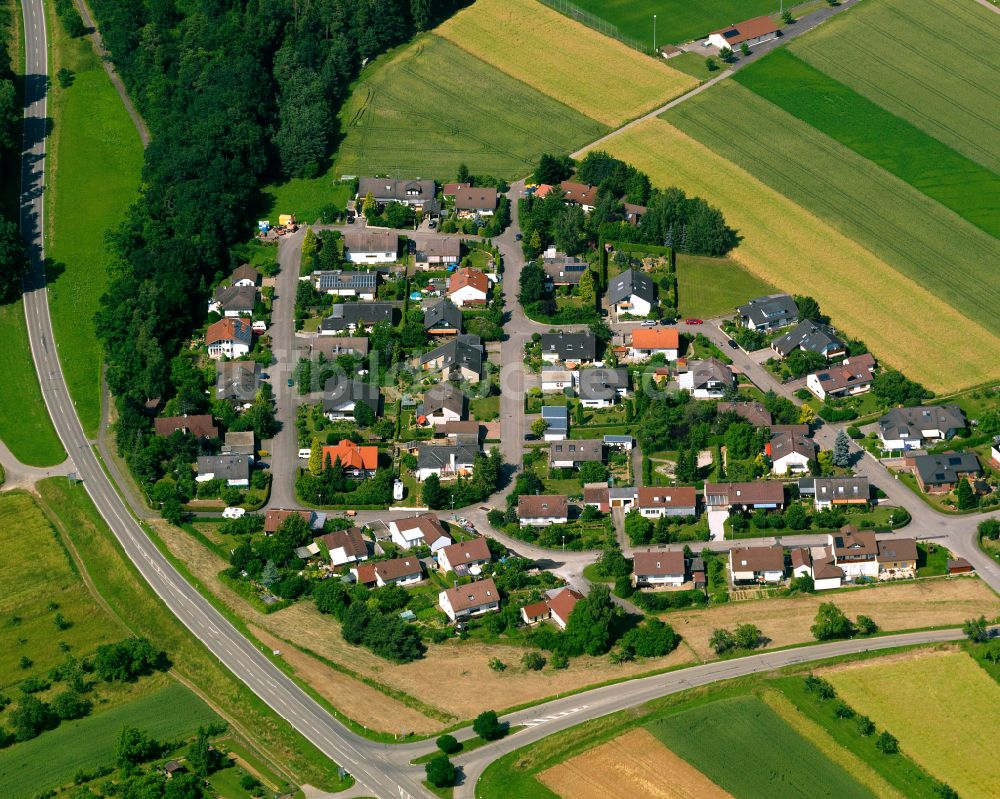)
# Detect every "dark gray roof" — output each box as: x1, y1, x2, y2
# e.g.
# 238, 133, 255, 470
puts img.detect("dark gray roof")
215, 361, 259, 402
737, 294, 798, 327
541, 405, 568, 432
607, 268, 656, 305
810, 476, 870, 501
541, 332, 596, 361
542, 256, 589, 285
423, 298, 462, 331
772, 320, 844, 358
686, 358, 734, 391
196, 454, 251, 481
358, 177, 435, 204
321, 302, 394, 330
423, 382, 465, 417
549, 439, 603, 463
577, 367, 629, 402
214, 285, 257, 312
420, 335, 483, 376
322, 375, 380, 415
878, 405, 966, 440
417, 444, 479, 469
912, 451, 981, 486
315, 271, 378, 292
